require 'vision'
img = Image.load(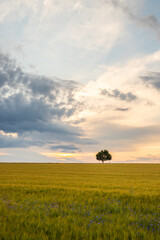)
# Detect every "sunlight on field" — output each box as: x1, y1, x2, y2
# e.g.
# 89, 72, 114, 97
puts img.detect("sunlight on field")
0, 163, 160, 240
